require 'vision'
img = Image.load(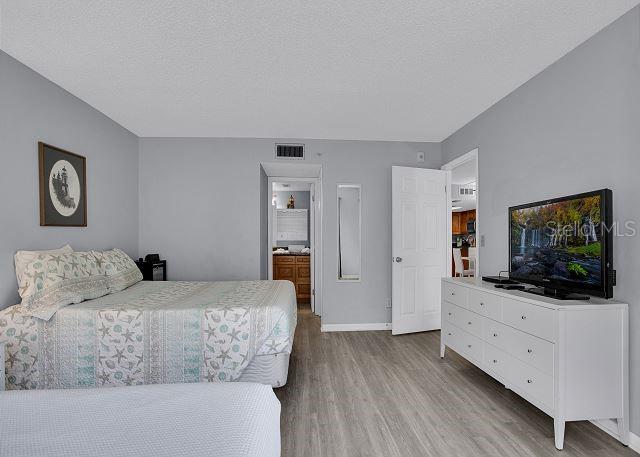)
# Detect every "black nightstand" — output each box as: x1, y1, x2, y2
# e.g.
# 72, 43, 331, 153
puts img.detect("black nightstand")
135, 259, 167, 281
